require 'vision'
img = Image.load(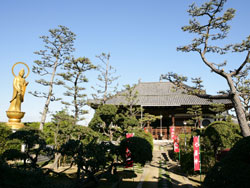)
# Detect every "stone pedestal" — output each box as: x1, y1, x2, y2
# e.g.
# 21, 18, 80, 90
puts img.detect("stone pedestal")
6, 111, 25, 130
